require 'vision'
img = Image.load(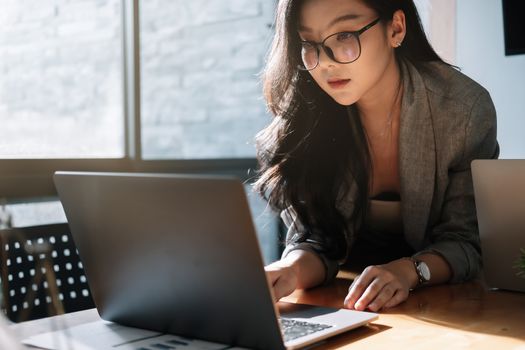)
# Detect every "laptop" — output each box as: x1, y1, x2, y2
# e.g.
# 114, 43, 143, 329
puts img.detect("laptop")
472, 159, 525, 293
53, 171, 378, 350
